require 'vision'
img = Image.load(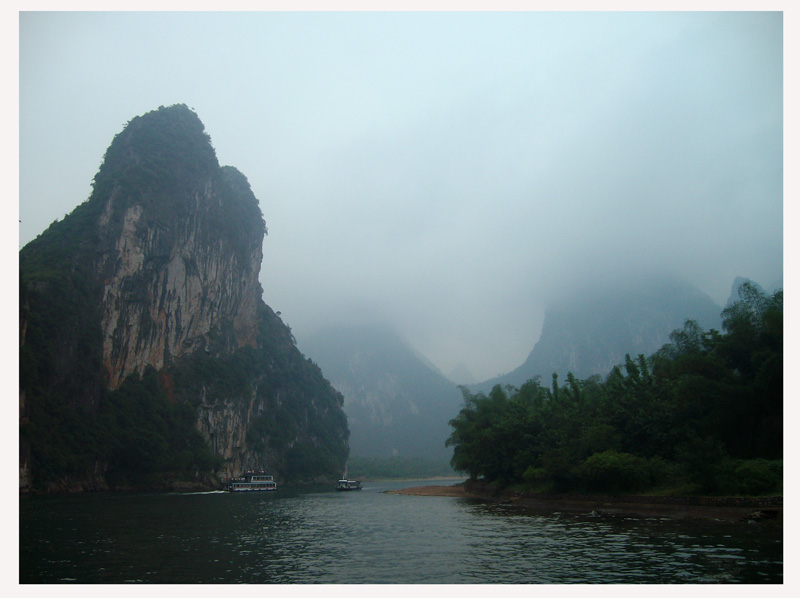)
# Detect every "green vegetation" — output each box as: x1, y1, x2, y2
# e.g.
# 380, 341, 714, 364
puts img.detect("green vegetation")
447, 282, 782, 496
20, 367, 220, 490
91, 104, 218, 211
